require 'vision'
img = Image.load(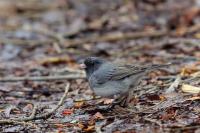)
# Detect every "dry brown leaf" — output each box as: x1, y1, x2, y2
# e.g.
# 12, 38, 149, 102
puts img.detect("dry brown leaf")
182, 84, 200, 94
191, 71, 200, 77
39, 56, 76, 67
62, 109, 74, 116
103, 98, 114, 104
194, 33, 200, 39
55, 123, 66, 129
84, 125, 95, 132
159, 95, 167, 101
74, 101, 84, 108
77, 123, 84, 129
94, 112, 104, 119
175, 26, 187, 36
0, 1, 16, 17
180, 66, 199, 76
